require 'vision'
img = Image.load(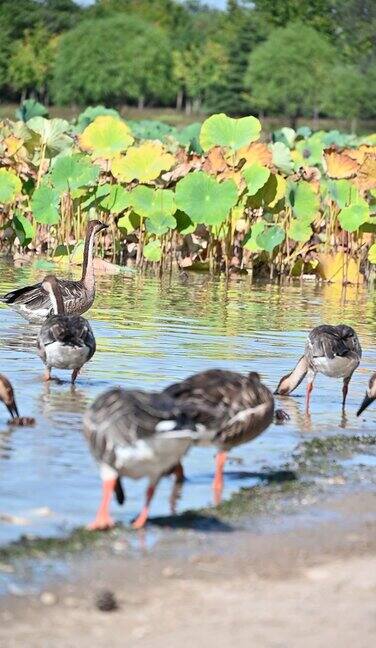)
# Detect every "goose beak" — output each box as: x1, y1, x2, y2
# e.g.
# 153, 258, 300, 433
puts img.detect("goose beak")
99, 223, 109, 232
357, 393, 375, 417
6, 400, 19, 419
